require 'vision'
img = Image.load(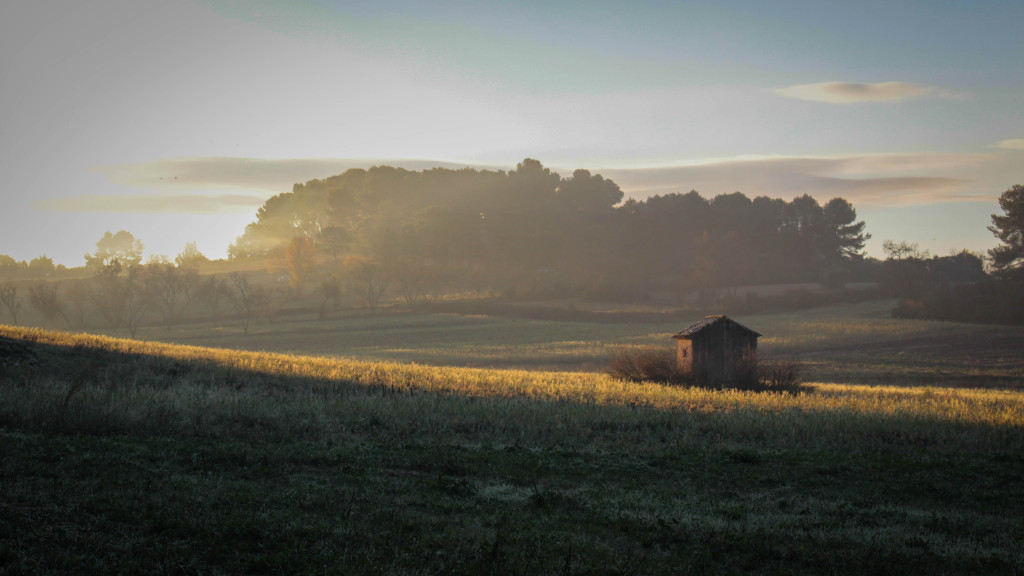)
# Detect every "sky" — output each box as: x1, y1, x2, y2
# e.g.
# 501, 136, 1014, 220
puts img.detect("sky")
1, 0, 1022, 267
